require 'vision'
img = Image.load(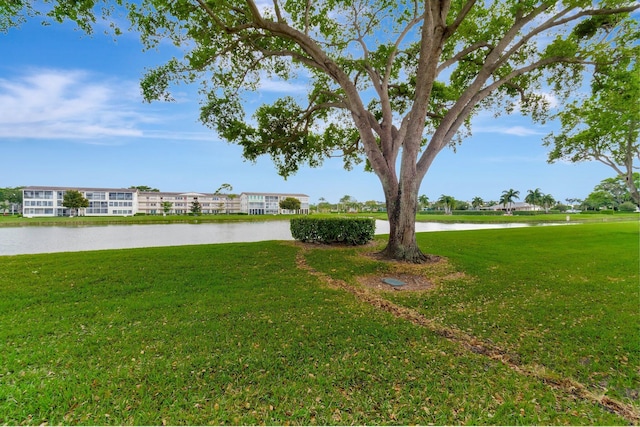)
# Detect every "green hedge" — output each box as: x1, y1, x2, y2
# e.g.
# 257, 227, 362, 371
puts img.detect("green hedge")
581, 209, 615, 215
290, 217, 376, 245
512, 211, 539, 216
418, 210, 504, 216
